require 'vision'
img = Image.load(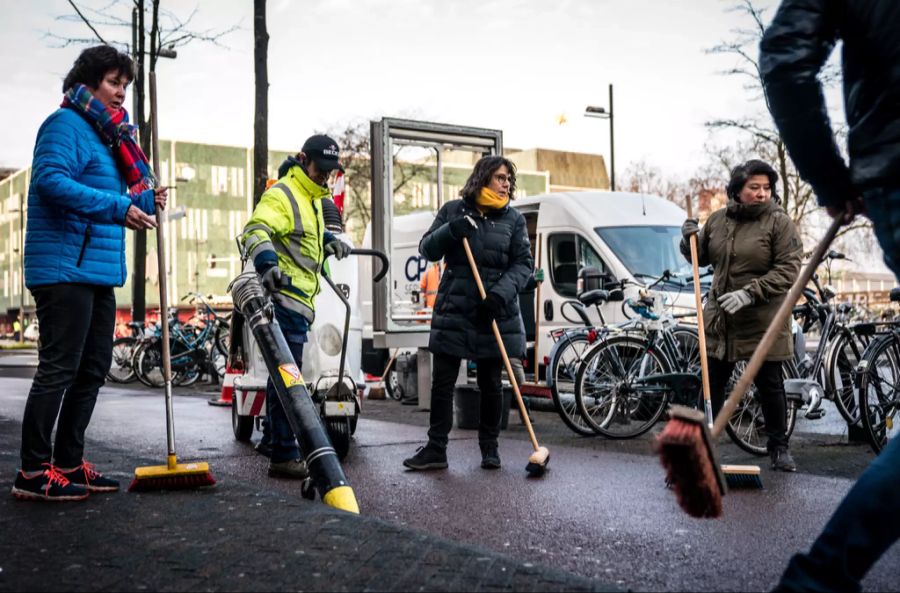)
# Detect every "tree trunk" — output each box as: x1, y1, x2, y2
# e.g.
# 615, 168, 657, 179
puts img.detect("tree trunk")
253, 0, 269, 207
